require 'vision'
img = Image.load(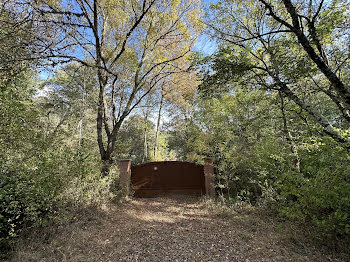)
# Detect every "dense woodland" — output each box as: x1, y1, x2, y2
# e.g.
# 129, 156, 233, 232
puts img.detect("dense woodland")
1, 0, 350, 258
